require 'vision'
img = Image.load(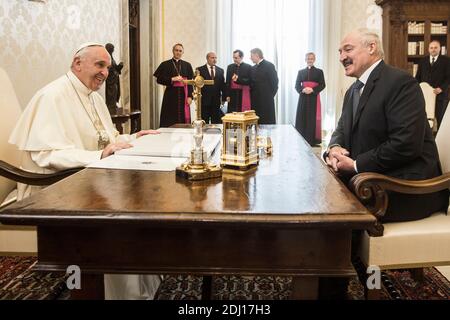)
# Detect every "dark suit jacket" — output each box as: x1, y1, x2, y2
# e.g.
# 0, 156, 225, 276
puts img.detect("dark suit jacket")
250, 59, 279, 124
196, 64, 225, 107
329, 61, 448, 222
415, 55, 450, 102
